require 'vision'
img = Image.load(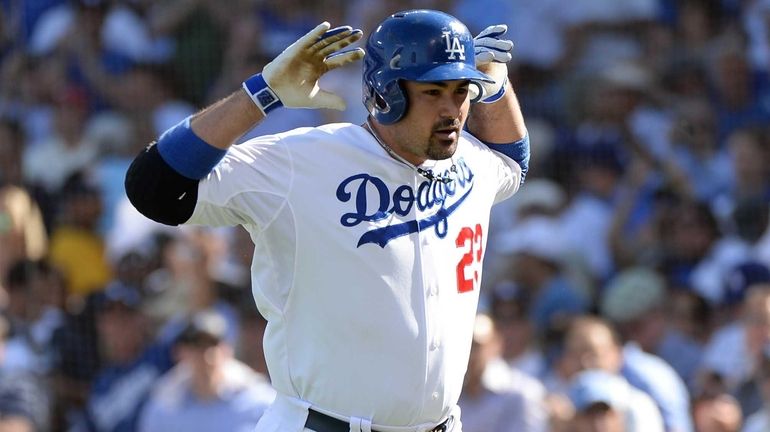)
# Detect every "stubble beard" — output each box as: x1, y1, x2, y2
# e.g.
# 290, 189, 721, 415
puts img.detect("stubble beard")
425, 118, 461, 160
426, 136, 458, 160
